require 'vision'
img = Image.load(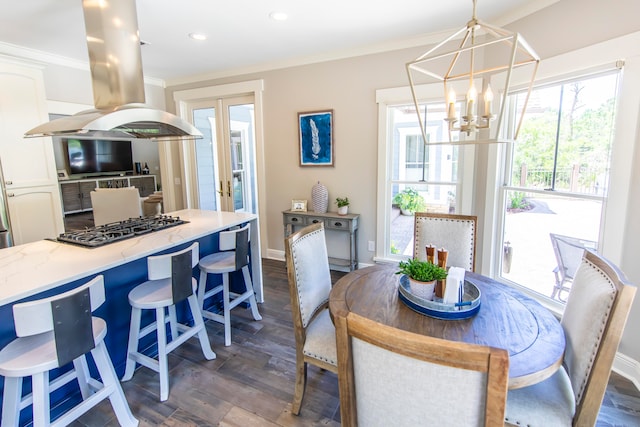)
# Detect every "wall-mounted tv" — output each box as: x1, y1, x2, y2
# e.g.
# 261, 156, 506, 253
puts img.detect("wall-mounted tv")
63, 138, 133, 176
